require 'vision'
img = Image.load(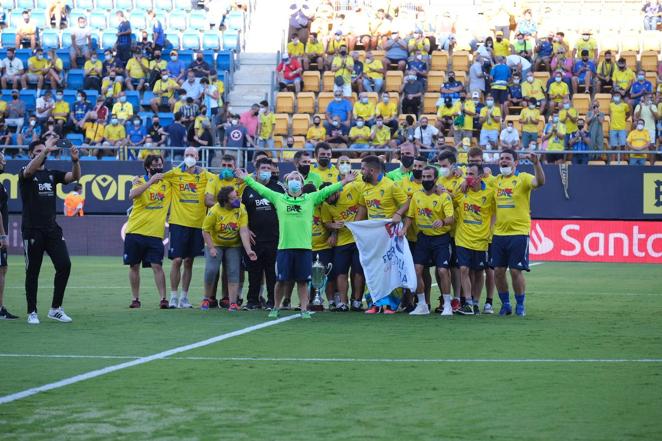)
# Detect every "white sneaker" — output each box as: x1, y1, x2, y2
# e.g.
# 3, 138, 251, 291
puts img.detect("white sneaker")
483, 303, 494, 314
47, 307, 72, 323
441, 305, 453, 316
169, 295, 179, 309
27, 312, 40, 325
178, 296, 193, 309
409, 302, 430, 315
